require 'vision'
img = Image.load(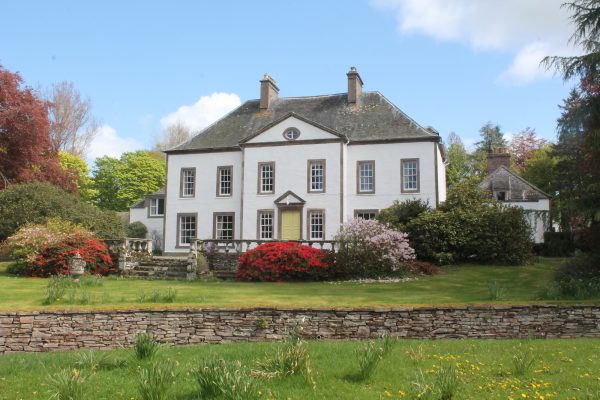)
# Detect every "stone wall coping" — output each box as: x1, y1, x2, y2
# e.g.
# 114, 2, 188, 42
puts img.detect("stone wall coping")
2, 303, 598, 317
